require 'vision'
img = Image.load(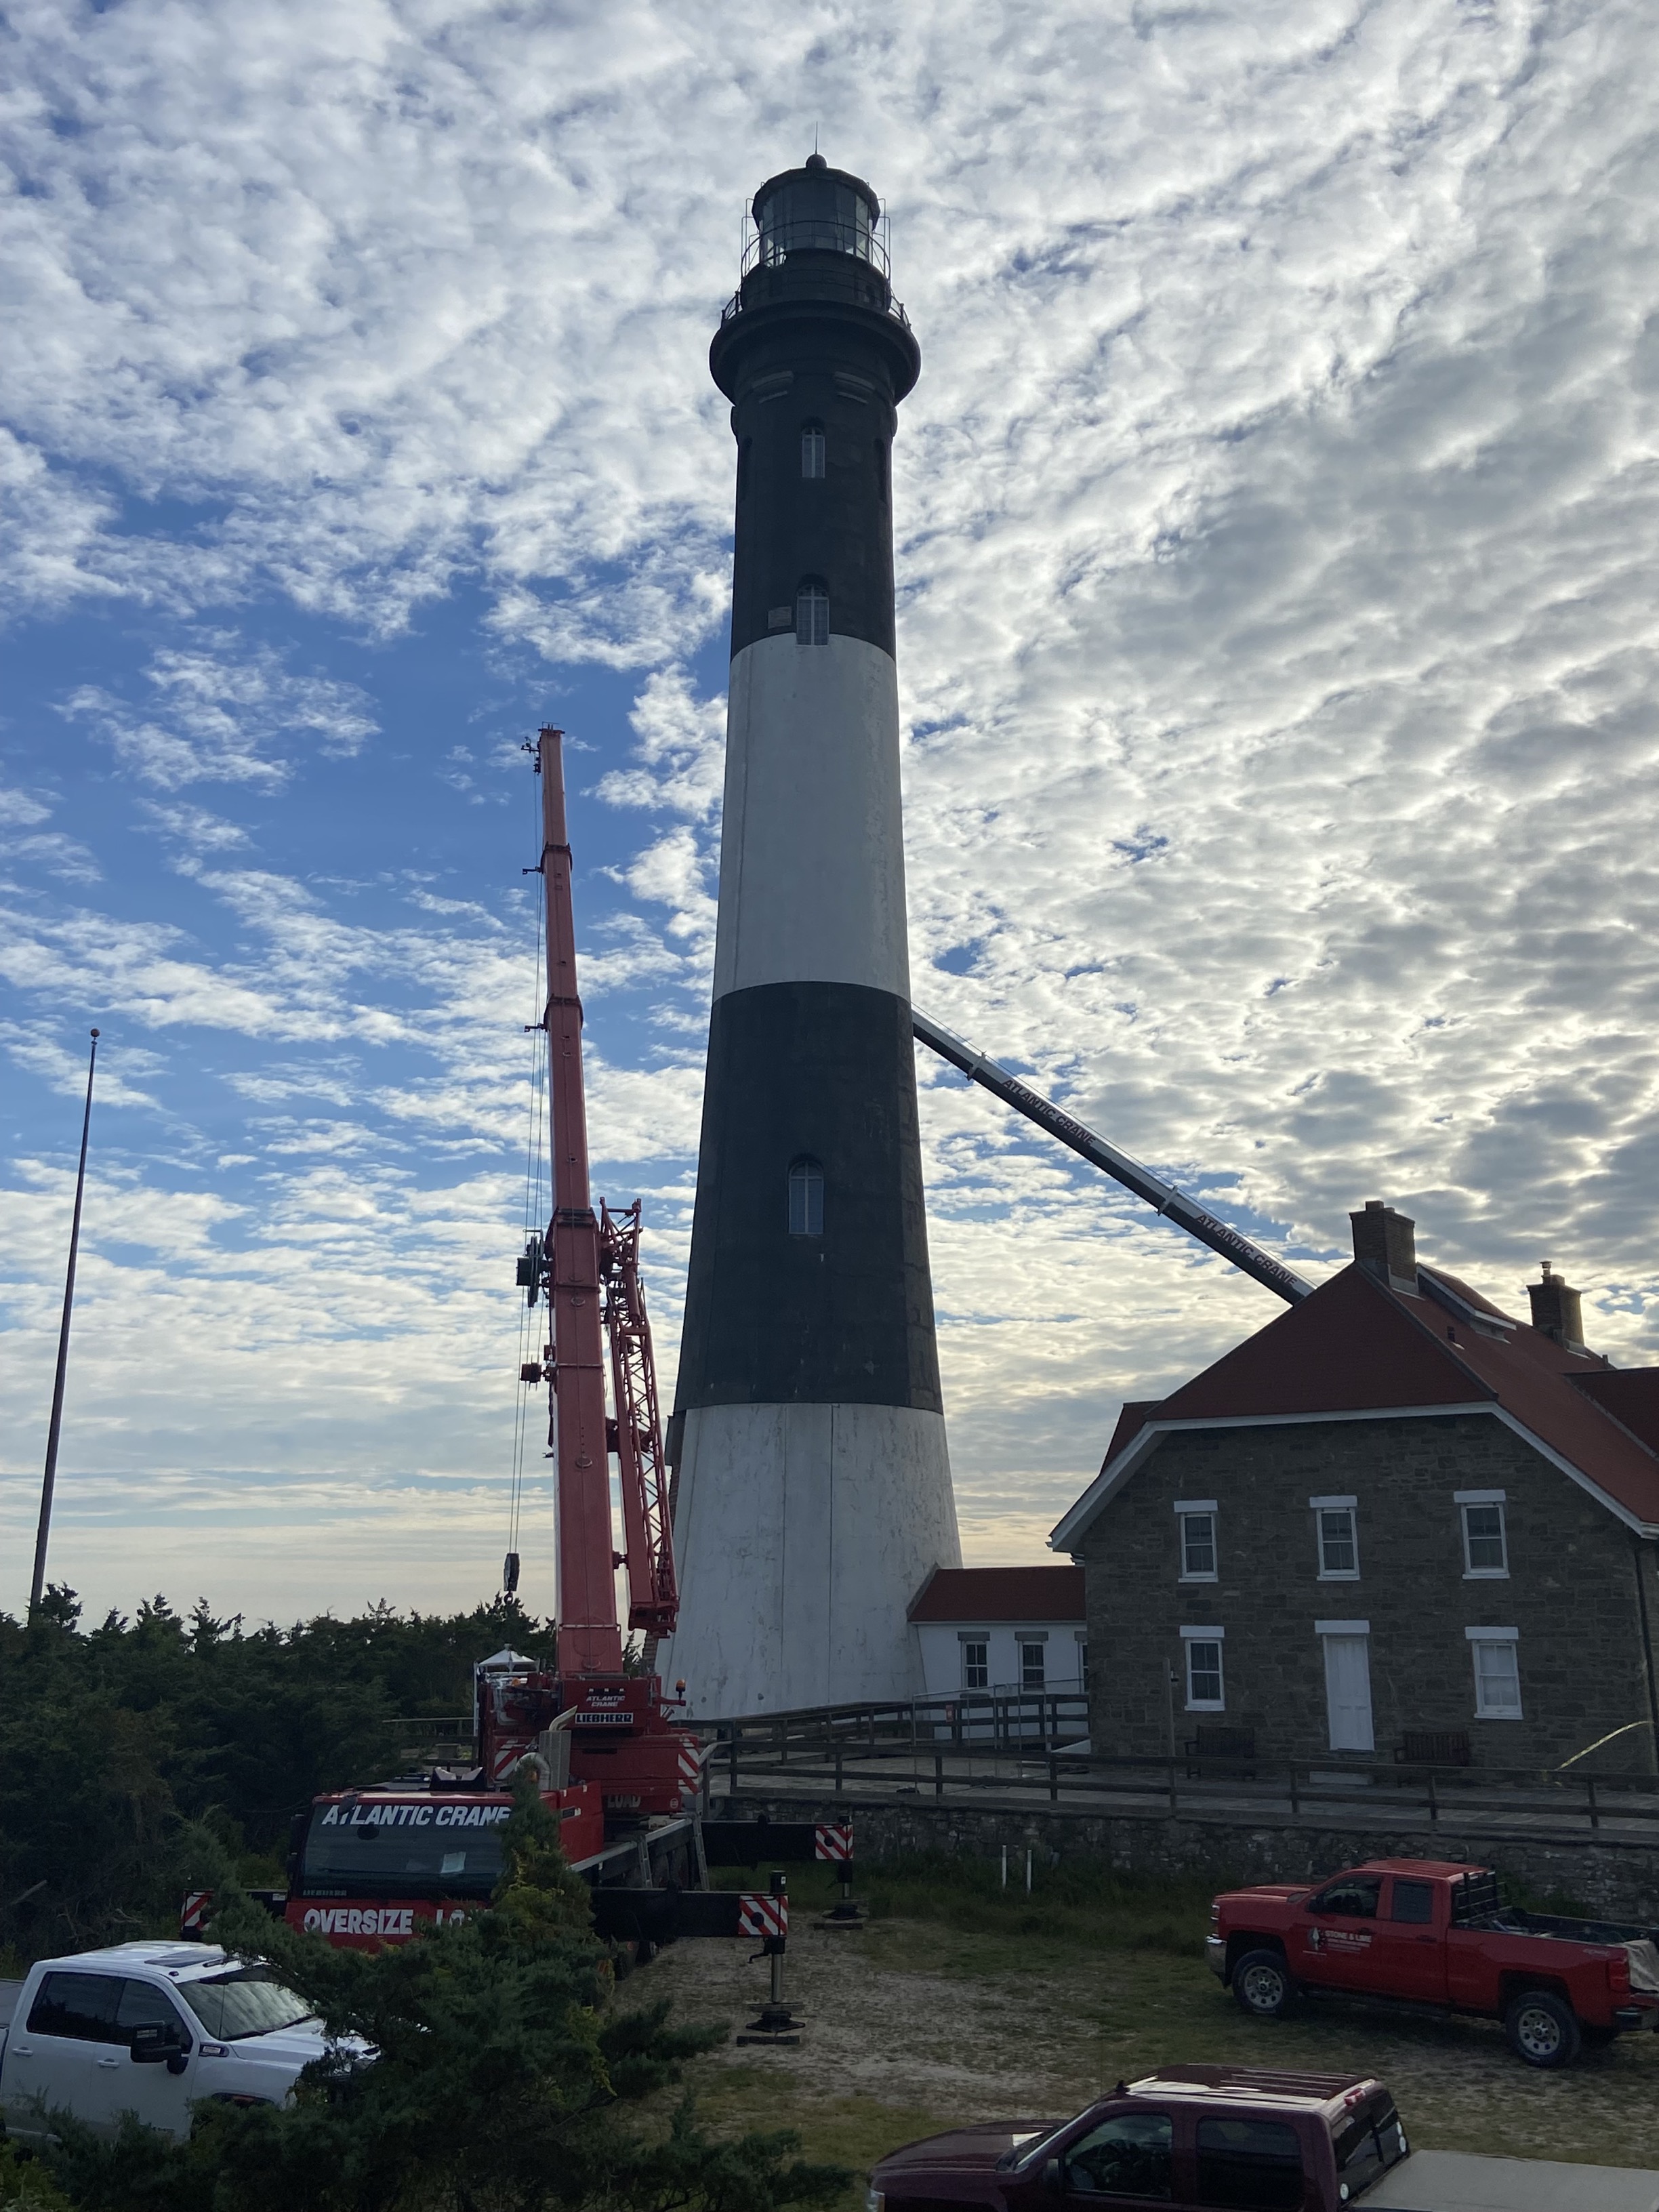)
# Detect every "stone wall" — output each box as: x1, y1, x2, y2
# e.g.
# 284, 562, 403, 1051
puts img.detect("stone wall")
712, 1790, 1659, 1921
1073, 1412, 1659, 1774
